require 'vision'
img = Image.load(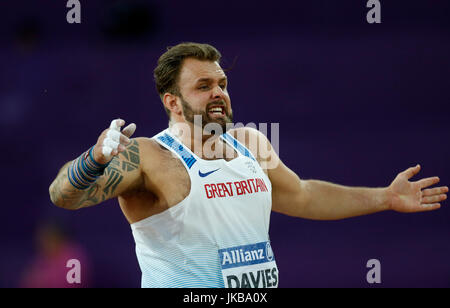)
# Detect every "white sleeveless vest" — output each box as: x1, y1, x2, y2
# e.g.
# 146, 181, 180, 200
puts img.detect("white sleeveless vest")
130, 128, 278, 288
